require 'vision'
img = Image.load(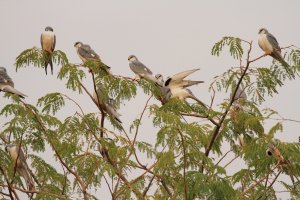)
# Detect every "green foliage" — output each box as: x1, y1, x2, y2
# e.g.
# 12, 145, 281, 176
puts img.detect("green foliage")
1, 37, 299, 200
15, 47, 68, 71
212, 37, 243, 59
57, 63, 86, 93
37, 93, 65, 115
